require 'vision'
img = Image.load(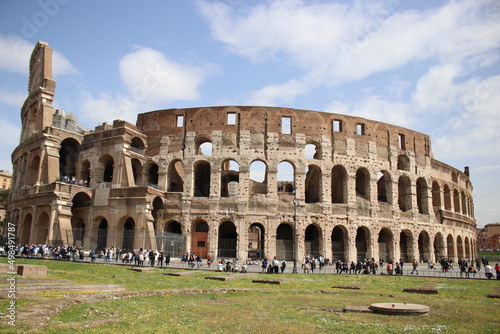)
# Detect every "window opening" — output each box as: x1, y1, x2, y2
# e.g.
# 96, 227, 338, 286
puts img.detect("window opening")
282, 117, 291, 134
